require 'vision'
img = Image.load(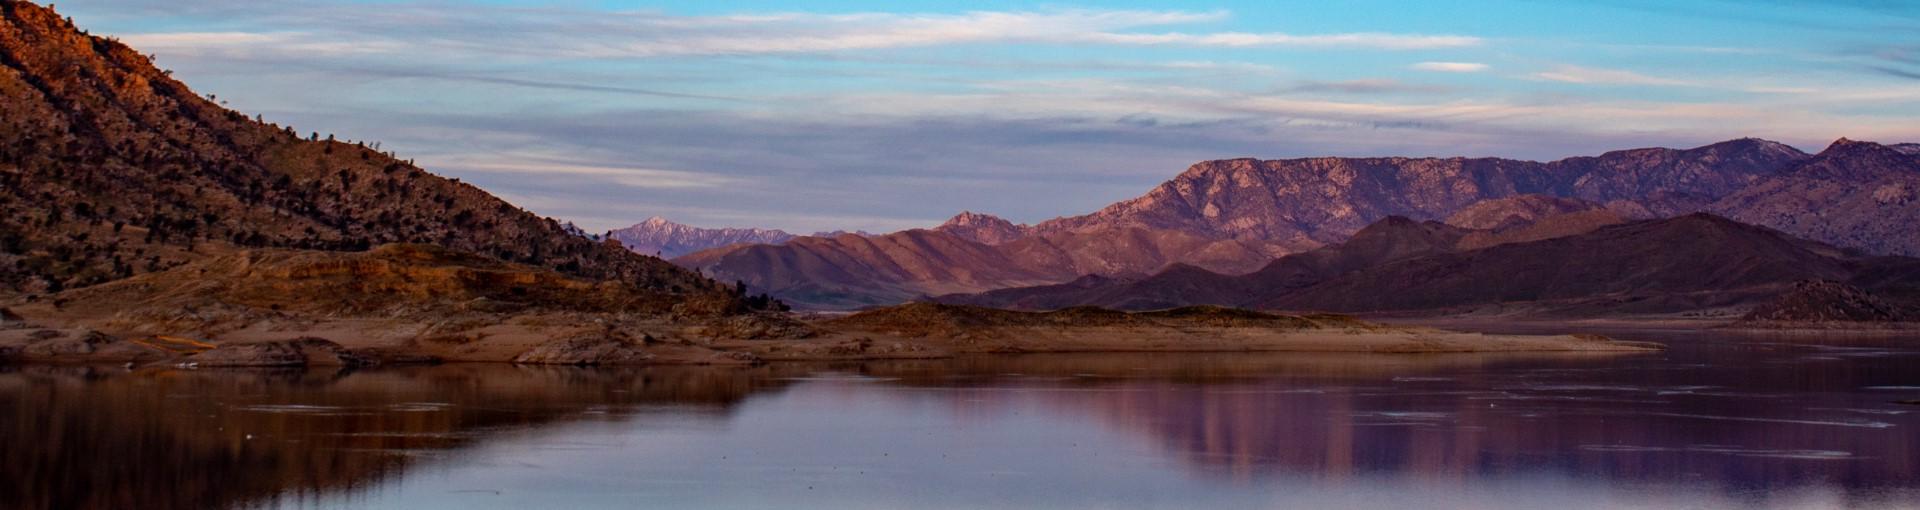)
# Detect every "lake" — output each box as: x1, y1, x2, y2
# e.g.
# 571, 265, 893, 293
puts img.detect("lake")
3, 329, 1918, 509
